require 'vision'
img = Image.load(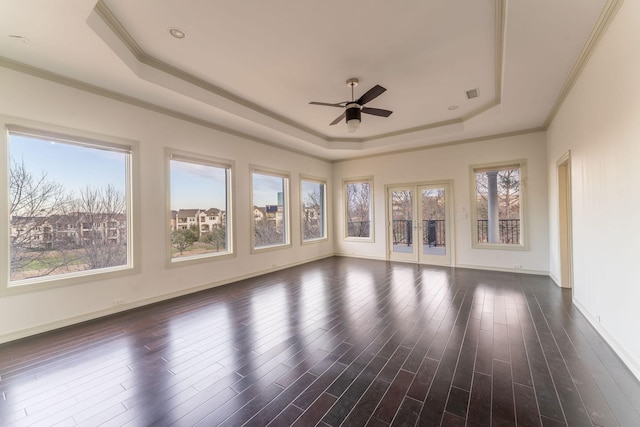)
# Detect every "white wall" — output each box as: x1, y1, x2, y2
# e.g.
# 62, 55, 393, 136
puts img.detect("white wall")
547, 0, 640, 379
0, 66, 333, 342
333, 132, 550, 274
